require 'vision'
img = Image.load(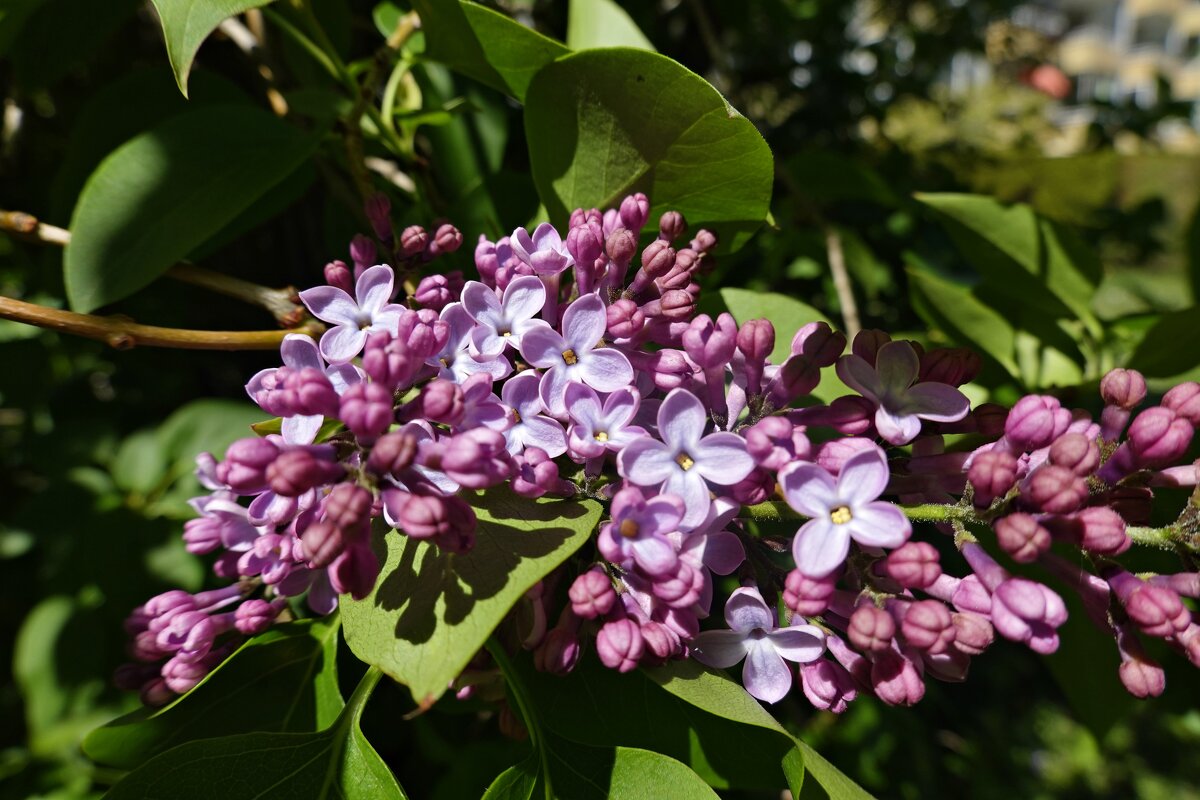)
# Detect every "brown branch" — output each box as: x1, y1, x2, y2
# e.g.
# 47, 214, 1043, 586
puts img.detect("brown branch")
0, 294, 322, 351
823, 224, 861, 341
0, 209, 306, 326
218, 16, 289, 116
